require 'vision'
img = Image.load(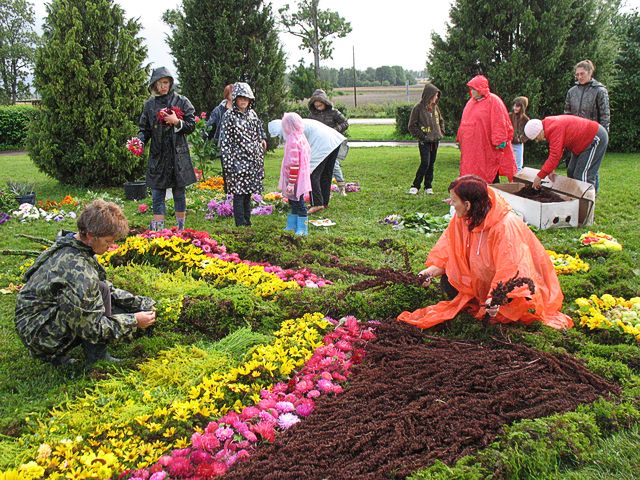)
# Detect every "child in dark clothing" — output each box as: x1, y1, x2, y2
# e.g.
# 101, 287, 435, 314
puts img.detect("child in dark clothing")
407, 83, 444, 195
510, 96, 530, 172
